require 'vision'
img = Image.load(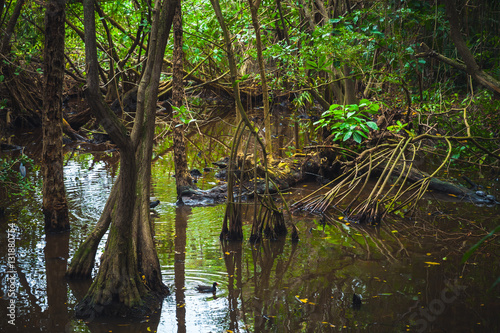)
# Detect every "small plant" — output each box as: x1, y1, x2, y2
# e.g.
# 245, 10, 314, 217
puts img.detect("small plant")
314, 99, 380, 143
172, 105, 197, 126
387, 120, 415, 137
